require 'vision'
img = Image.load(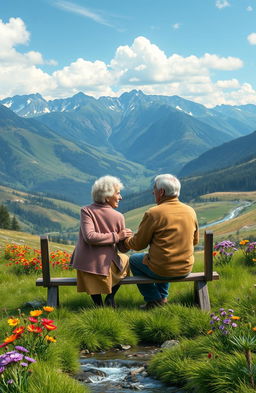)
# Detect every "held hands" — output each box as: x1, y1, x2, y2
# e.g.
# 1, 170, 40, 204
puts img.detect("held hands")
118, 228, 133, 241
